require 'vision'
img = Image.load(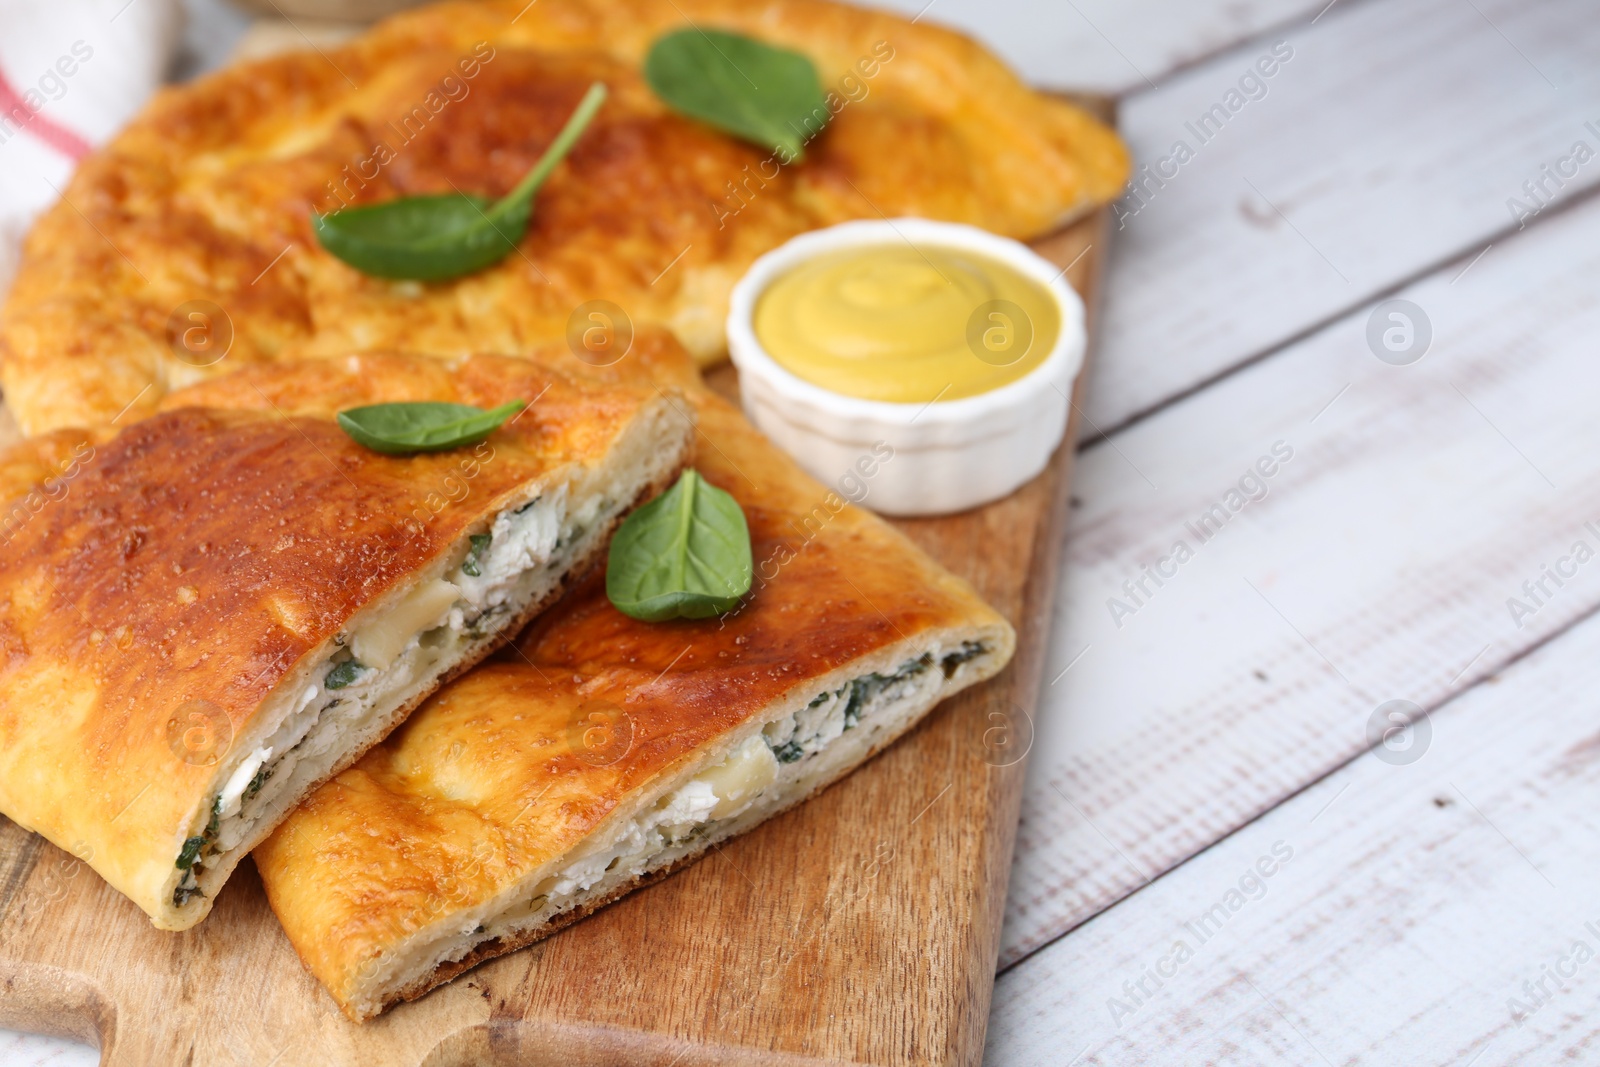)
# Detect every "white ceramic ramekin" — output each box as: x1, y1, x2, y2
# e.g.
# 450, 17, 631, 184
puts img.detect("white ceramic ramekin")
726, 218, 1087, 517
